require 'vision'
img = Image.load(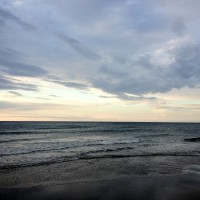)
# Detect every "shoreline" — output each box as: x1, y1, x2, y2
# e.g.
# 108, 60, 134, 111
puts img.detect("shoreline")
1, 156, 200, 188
